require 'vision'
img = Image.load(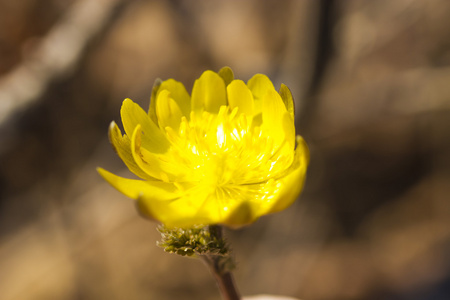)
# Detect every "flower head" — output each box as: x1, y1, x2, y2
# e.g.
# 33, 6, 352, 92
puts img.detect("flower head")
98, 67, 309, 228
